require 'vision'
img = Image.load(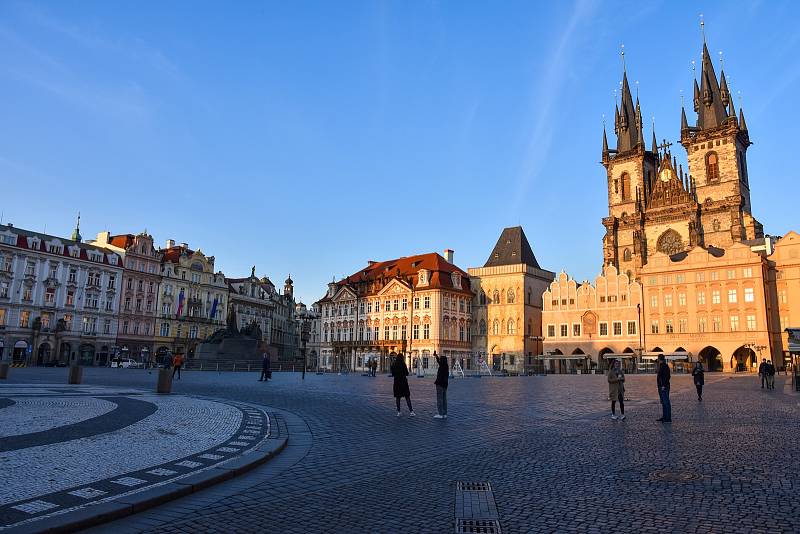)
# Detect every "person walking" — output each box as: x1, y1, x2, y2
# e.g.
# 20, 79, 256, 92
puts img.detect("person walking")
766, 360, 776, 390
371, 358, 377, 377
607, 359, 625, 420
259, 352, 270, 382
656, 354, 671, 423
692, 362, 705, 401
391, 353, 414, 417
172, 353, 184, 380
433, 351, 449, 419
758, 358, 767, 388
